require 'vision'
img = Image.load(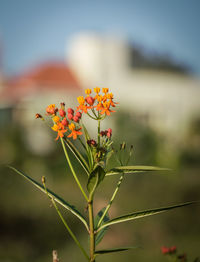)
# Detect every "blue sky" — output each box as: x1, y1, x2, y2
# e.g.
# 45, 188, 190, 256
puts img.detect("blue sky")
0, 0, 200, 76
